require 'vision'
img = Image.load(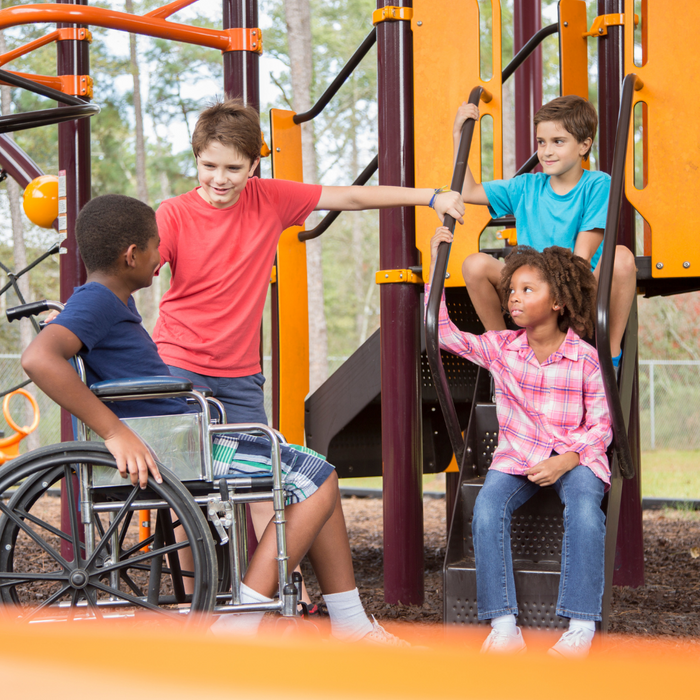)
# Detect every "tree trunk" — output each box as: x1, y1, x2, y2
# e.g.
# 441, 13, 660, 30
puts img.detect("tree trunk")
283, 0, 328, 392
0, 29, 39, 450
125, 0, 159, 332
